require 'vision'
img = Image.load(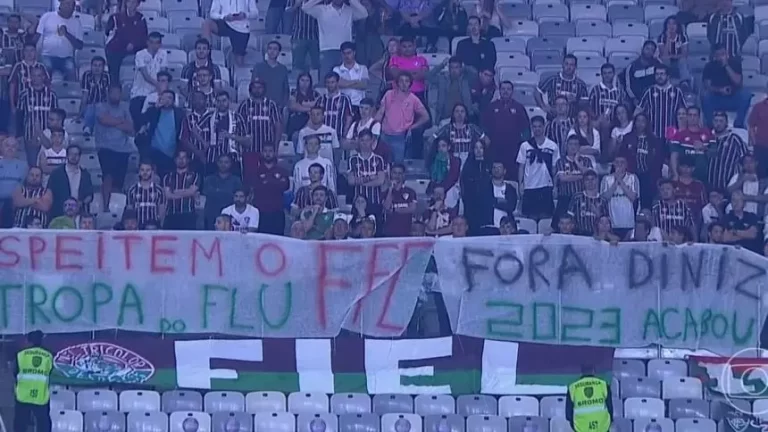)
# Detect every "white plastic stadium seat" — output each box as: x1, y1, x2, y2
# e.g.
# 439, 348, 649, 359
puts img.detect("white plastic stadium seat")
516, 217, 538, 234
467, 415, 506, 432
623, 397, 665, 419
120, 390, 161, 412
169, 412, 210, 432
288, 392, 329, 414
549, 417, 573, 432
254, 412, 295, 432
414, 395, 455, 416
632, 417, 674, 432
162, 391, 203, 413
77, 389, 118, 411
330, 393, 371, 414
457, 395, 496, 416
246, 392, 286, 413
662, 377, 702, 399
381, 414, 422, 432
498, 396, 539, 417
210, 412, 251, 432
53, 410, 84, 432
540, 396, 565, 418
127, 411, 168, 432
204, 392, 245, 413
647, 359, 688, 380
676, 418, 716, 432
754, 400, 768, 420
51, 389, 77, 411
297, 413, 339, 432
